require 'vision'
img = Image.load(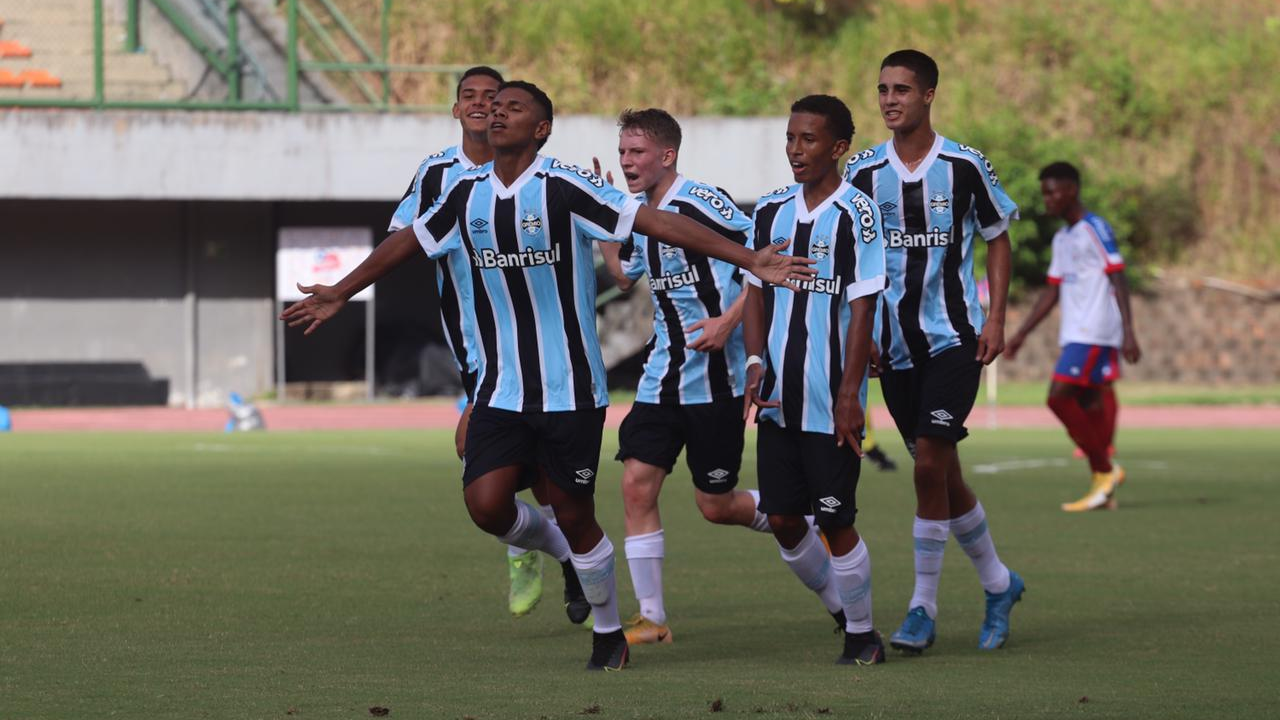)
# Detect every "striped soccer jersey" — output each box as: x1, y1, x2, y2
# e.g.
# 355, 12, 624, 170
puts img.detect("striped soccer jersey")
747, 181, 887, 434
843, 135, 1019, 371
1047, 212, 1126, 348
620, 175, 752, 405
413, 155, 641, 413
388, 145, 485, 377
